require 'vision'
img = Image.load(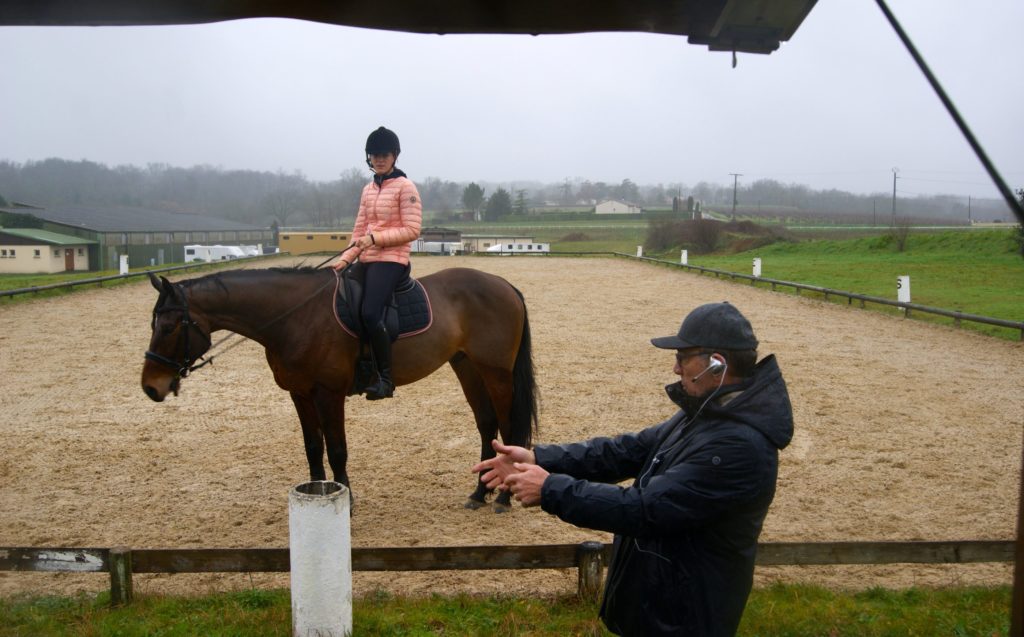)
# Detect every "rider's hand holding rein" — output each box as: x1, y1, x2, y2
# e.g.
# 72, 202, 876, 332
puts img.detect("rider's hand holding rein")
332, 234, 375, 271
